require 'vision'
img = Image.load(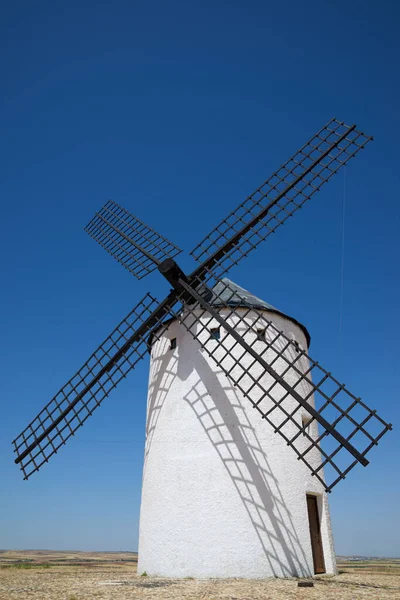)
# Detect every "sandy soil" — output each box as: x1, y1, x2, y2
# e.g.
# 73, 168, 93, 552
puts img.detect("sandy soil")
1, 551, 400, 600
